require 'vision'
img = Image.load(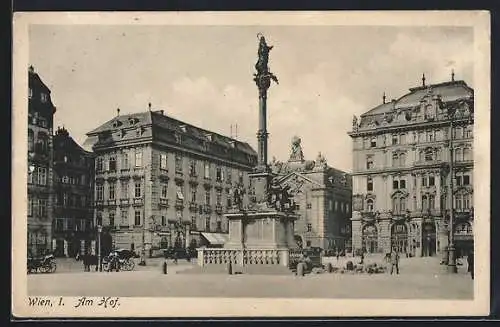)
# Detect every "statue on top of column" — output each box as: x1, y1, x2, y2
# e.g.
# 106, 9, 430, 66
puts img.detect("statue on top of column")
254, 34, 279, 93
289, 136, 304, 162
